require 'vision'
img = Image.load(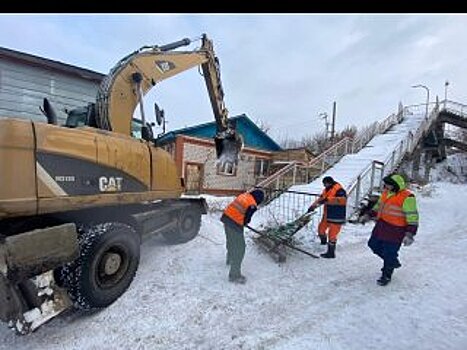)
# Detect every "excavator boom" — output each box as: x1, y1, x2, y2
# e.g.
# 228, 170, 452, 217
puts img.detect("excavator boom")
95, 34, 242, 168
